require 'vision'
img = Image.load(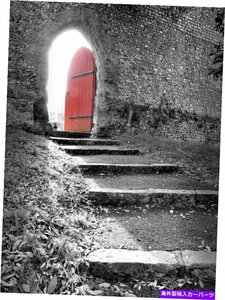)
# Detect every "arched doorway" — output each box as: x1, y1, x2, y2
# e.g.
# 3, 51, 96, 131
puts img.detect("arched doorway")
38, 8, 118, 136
47, 29, 94, 132
64, 47, 96, 133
